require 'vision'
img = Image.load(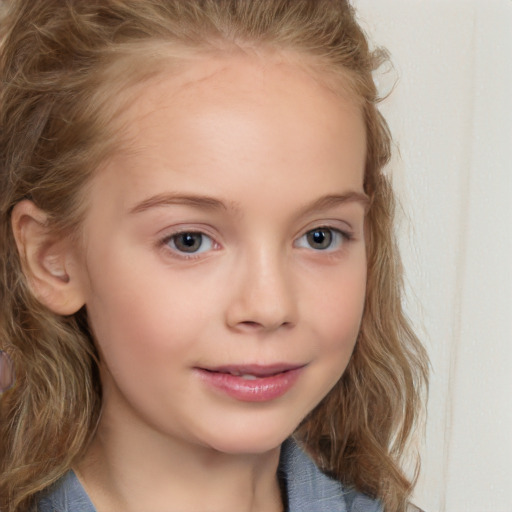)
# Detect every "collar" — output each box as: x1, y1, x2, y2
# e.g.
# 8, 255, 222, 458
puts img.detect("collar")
279, 438, 382, 512
37, 438, 382, 512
